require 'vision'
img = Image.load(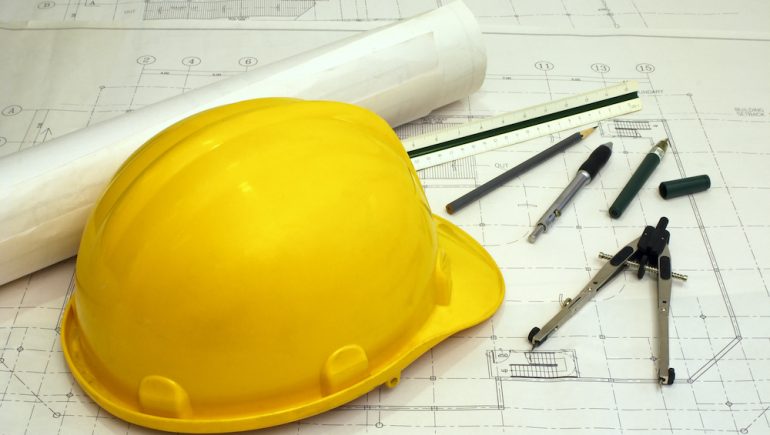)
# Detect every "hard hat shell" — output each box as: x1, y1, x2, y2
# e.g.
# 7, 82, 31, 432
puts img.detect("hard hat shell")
61, 98, 504, 433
